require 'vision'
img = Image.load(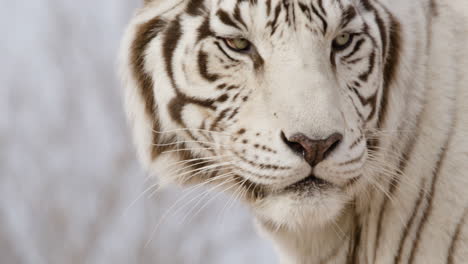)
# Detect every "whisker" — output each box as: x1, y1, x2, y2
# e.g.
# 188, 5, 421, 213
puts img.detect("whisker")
162, 147, 221, 154
163, 155, 233, 170
365, 154, 423, 194
144, 172, 236, 247
152, 128, 232, 137
217, 175, 248, 223
361, 173, 406, 226
122, 181, 160, 216
165, 159, 225, 178
170, 162, 234, 181
182, 177, 241, 226
152, 140, 230, 147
